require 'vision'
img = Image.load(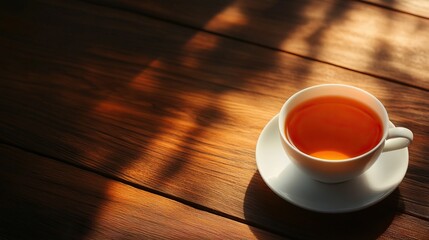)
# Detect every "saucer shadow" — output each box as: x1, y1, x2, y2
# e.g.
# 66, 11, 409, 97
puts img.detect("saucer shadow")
243, 172, 403, 240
